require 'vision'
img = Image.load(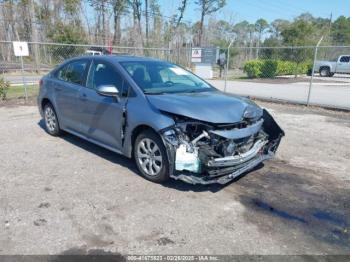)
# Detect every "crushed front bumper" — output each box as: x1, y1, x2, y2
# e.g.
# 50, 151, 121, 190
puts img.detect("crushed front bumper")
163, 109, 284, 185
170, 152, 274, 185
